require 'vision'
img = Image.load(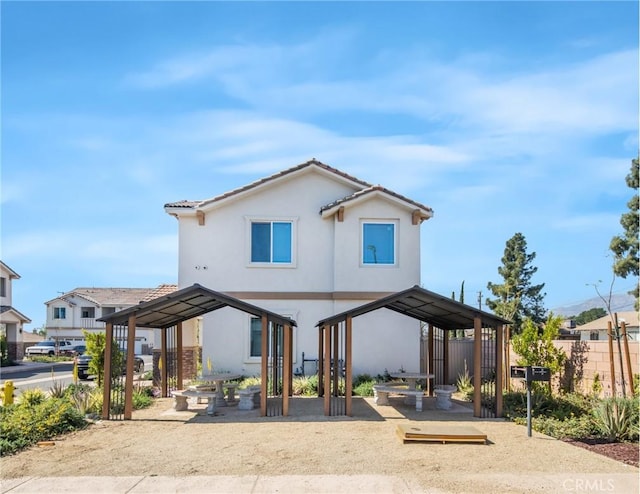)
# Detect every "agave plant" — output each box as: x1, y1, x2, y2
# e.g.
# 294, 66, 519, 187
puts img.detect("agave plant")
593, 397, 639, 442
48, 380, 67, 399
